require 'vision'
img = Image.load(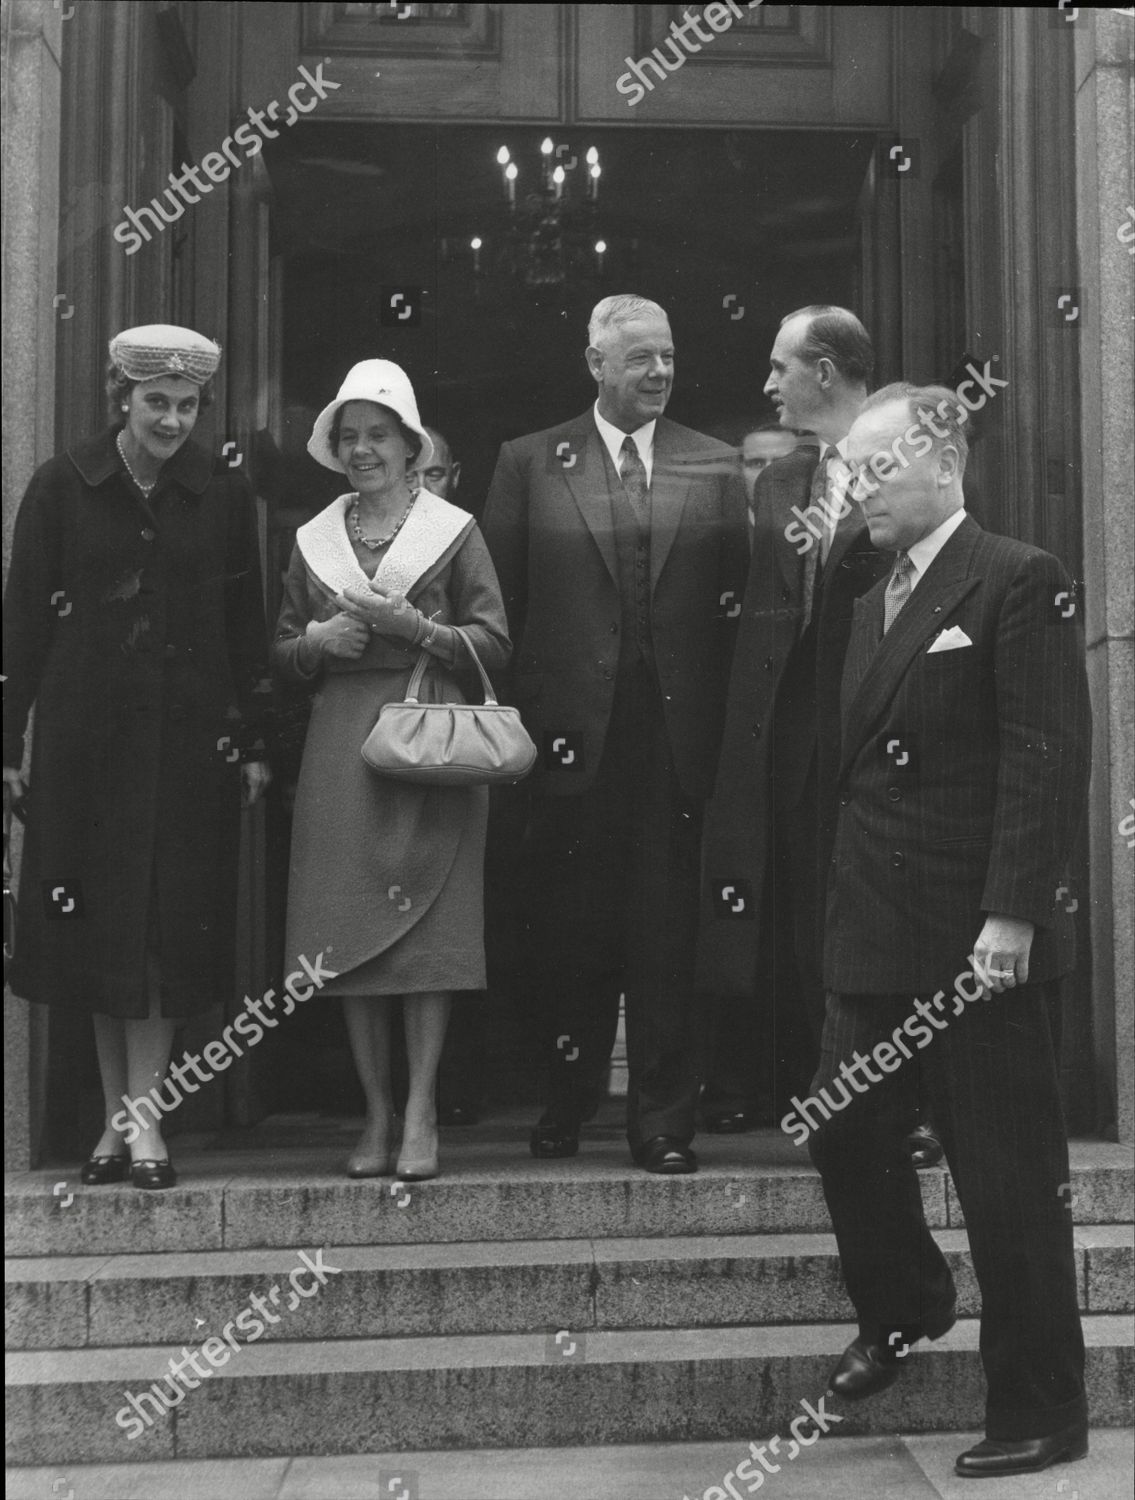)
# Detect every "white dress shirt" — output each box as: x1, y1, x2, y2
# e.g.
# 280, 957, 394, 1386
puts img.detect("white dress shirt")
594, 403, 656, 486
906, 506, 967, 592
